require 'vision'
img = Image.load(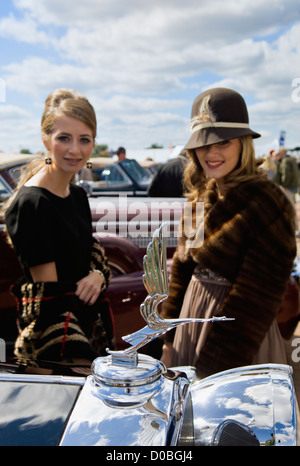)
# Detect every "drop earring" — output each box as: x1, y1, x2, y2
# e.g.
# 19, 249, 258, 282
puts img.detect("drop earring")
86, 160, 93, 169
45, 156, 52, 165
